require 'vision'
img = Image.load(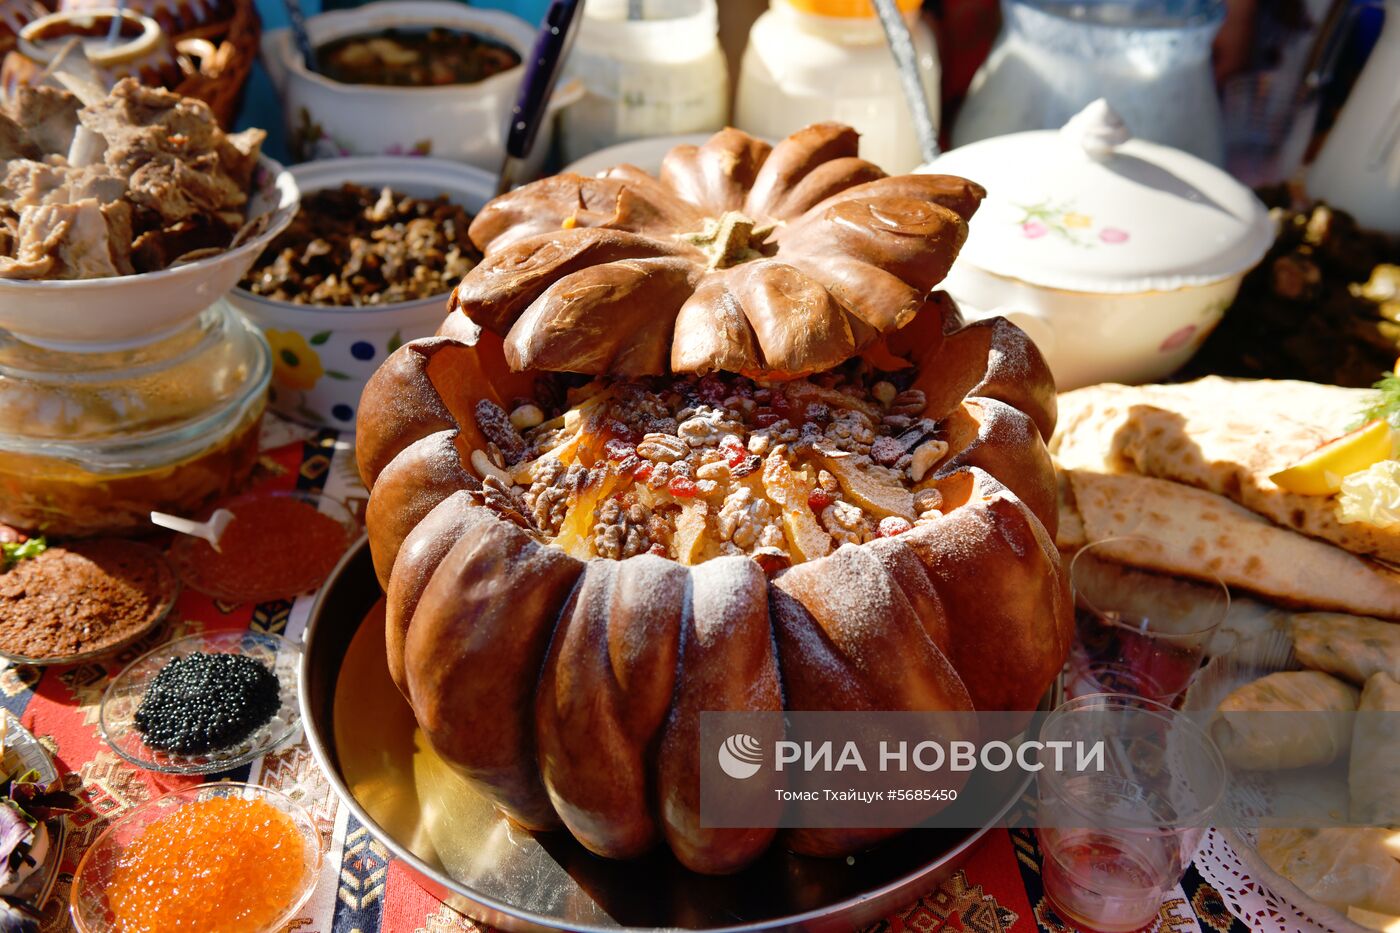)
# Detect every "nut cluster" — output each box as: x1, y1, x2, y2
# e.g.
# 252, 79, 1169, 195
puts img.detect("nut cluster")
467, 364, 955, 565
